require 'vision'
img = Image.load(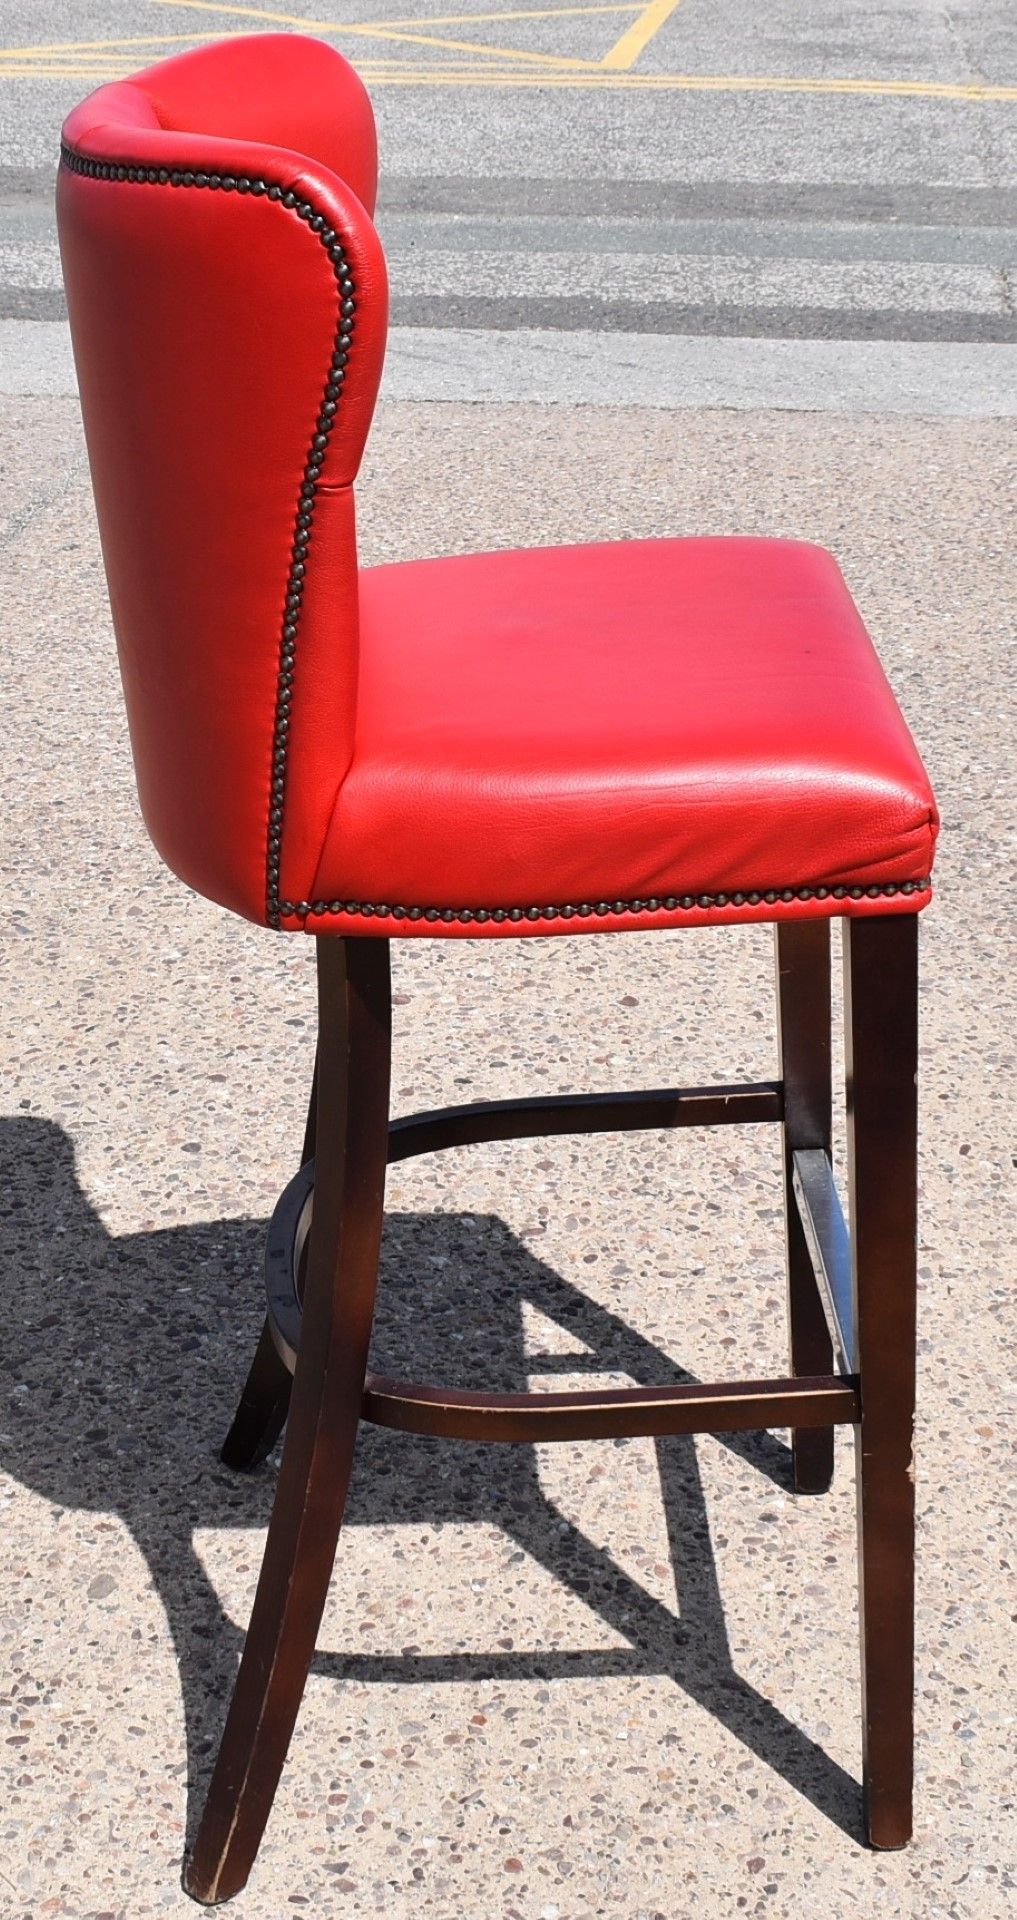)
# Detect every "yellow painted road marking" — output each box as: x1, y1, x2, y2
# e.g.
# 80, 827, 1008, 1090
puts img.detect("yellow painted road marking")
350, 5, 642, 22
148, 0, 378, 26
602, 0, 682, 70
7, 60, 1017, 96
357, 70, 1017, 96
0, 33, 244, 57
334, 26, 603, 66
151, 0, 337, 26
150, 0, 608, 69
152, 0, 629, 25
0, 9, 638, 67
2, 48, 1016, 101
139, 0, 1017, 95
0, 67, 140, 77
2, 0, 1015, 101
